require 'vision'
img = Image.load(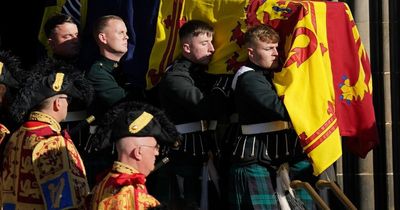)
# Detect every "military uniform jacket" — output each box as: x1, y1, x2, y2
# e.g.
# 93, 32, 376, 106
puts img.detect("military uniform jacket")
90, 161, 159, 210
86, 56, 127, 115
232, 63, 303, 166
158, 58, 227, 157
234, 63, 287, 124
1, 111, 89, 210
158, 57, 224, 123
